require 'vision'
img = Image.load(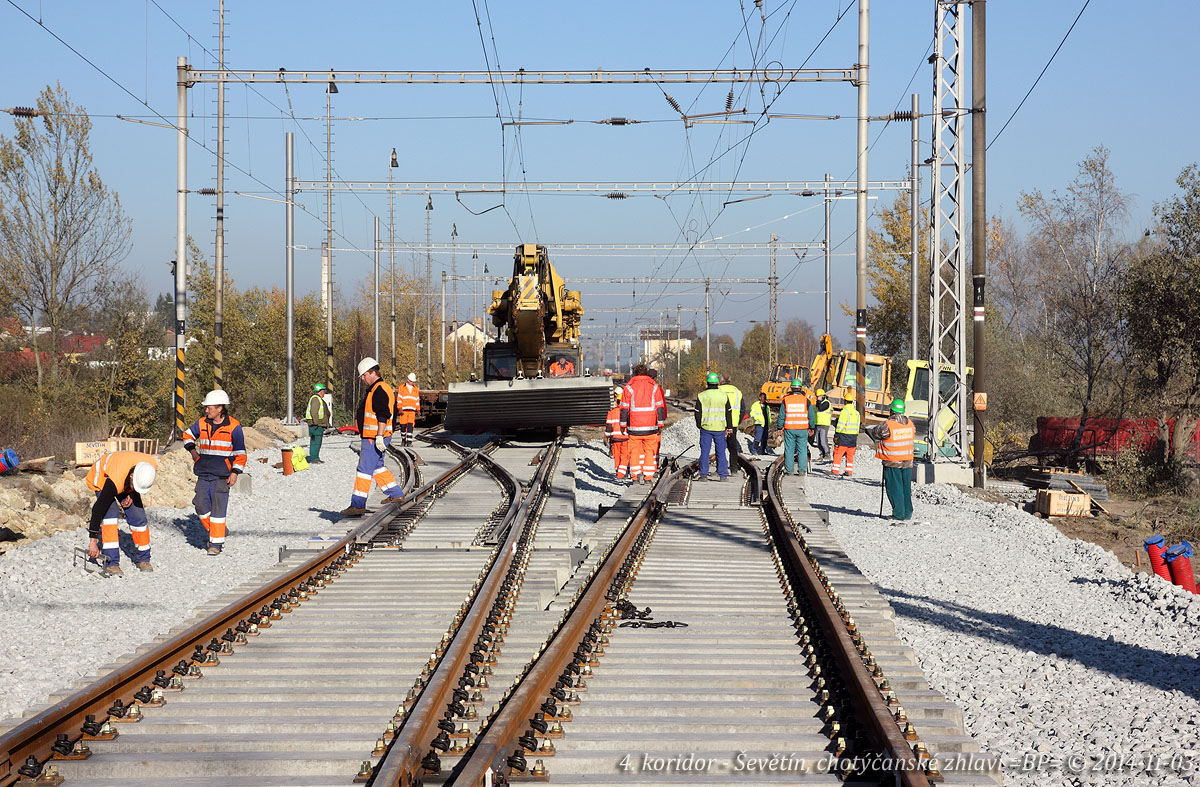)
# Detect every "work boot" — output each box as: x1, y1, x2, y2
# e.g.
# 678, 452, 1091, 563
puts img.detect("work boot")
101, 564, 124, 577
136, 561, 154, 572
339, 505, 368, 518
206, 545, 222, 556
